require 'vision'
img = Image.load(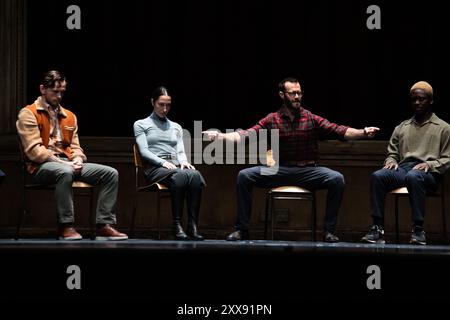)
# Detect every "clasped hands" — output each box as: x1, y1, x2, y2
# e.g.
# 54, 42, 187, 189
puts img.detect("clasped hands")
162, 161, 196, 170
64, 156, 83, 172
